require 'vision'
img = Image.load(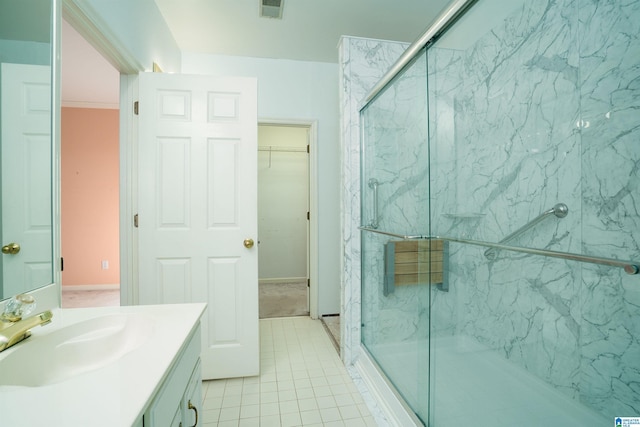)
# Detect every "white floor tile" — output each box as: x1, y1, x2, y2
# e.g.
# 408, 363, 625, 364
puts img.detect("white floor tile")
316, 395, 336, 409
281, 412, 302, 427
260, 402, 280, 416
219, 406, 241, 421
201, 317, 374, 426
259, 415, 281, 427
238, 418, 260, 427
239, 404, 260, 419
319, 407, 342, 423
300, 409, 322, 424
295, 387, 315, 399
241, 393, 260, 405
